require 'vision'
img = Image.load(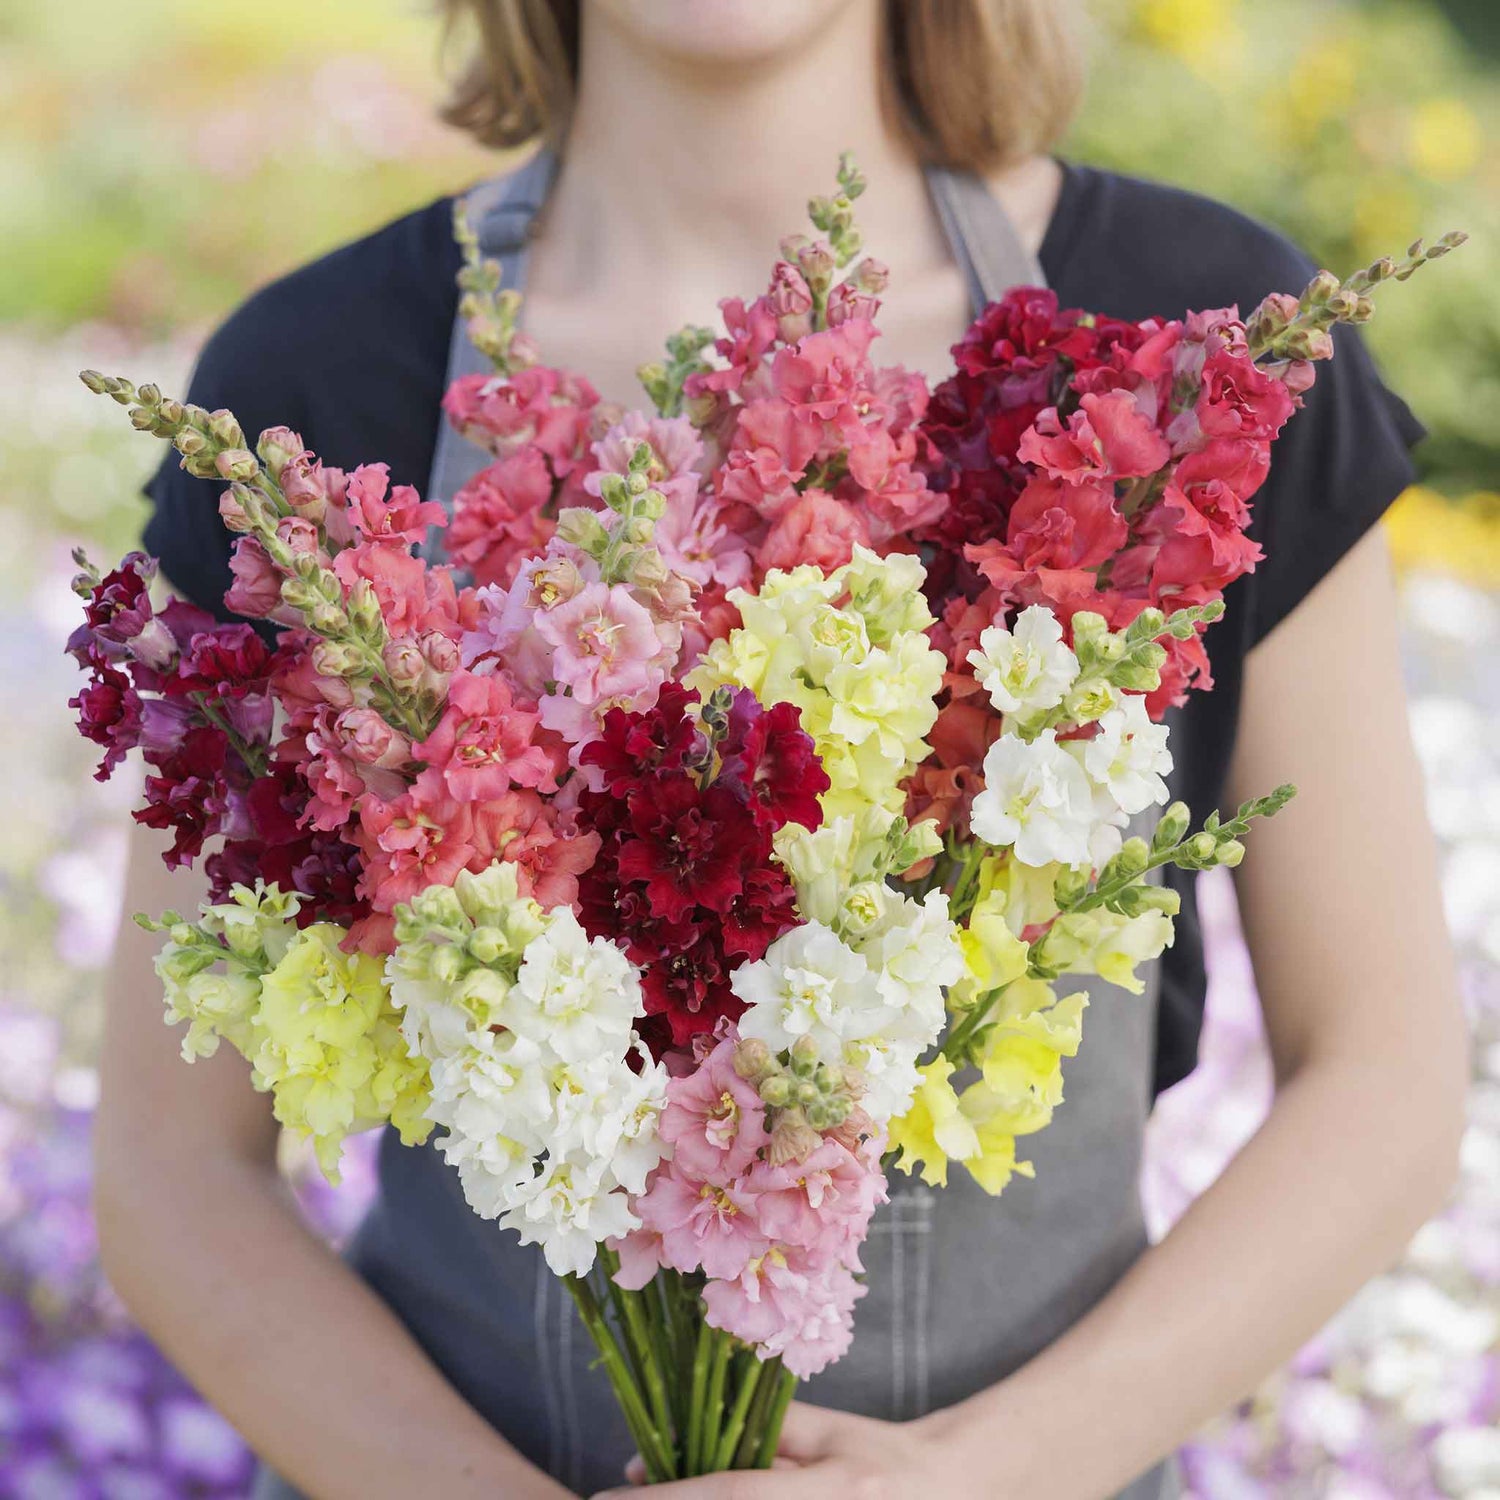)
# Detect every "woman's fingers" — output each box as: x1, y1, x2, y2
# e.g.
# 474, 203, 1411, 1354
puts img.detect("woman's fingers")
769, 1402, 834, 1462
